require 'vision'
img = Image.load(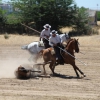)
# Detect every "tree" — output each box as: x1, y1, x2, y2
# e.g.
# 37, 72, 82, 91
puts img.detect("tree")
11, 0, 77, 32
73, 7, 89, 35
97, 11, 100, 21
0, 8, 7, 33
